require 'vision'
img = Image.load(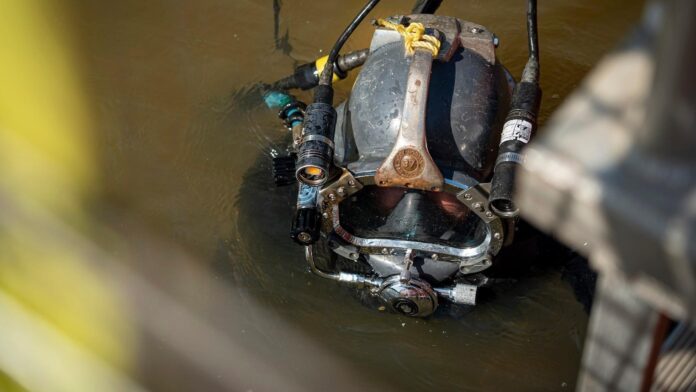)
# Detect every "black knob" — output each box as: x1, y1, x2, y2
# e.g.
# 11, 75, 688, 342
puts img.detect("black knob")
291, 207, 320, 245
